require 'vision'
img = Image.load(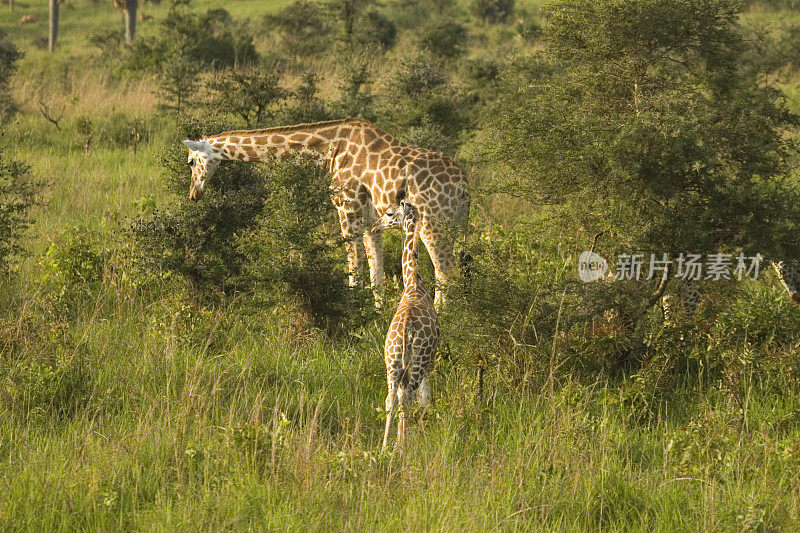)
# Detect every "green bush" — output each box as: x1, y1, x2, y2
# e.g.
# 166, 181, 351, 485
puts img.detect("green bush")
0, 153, 40, 274
278, 73, 332, 124
712, 284, 800, 348
420, 20, 468, 58
130, 117, 269, 300
237, 158, 374, 332
6, 351, 92, 420
39, 226, 108, 313
88, 28, 124, 61
331, 63, 376, 121
130, 118, 370, 330
470, 0, 515, 23
0, 30, 22, 122
127, 2, 258, 72
157, 48, 200, 115
377, 52, 472, 153
266, 0, 333, 58
355, 10, 397, 50
204, 68, 288, 127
